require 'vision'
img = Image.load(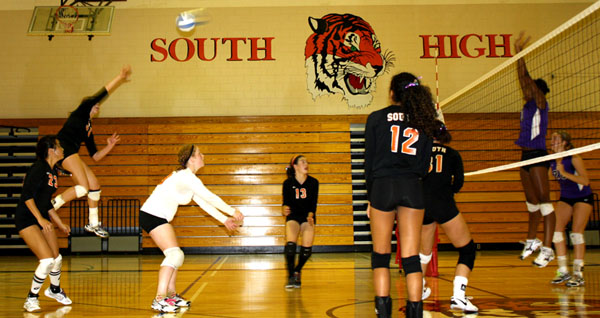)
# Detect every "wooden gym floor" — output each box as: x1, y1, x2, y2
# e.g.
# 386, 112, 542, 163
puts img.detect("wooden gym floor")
1, 249, 599, 318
